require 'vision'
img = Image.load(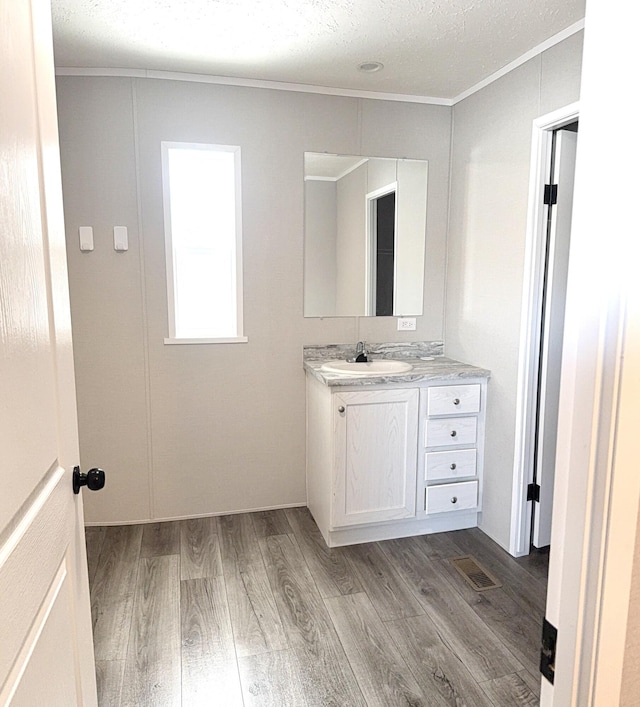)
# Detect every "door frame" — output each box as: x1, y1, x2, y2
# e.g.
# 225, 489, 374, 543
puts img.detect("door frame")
510, 102, 580, 557
365, 181, 398, 316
